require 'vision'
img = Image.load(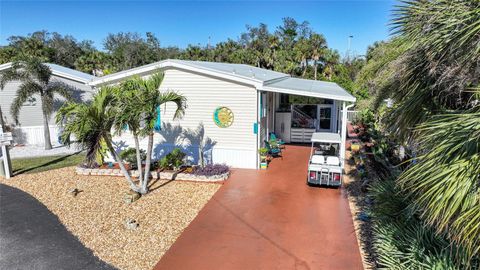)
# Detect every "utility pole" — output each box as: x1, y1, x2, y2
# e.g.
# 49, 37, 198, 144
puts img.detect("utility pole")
347, 35, 353, 62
